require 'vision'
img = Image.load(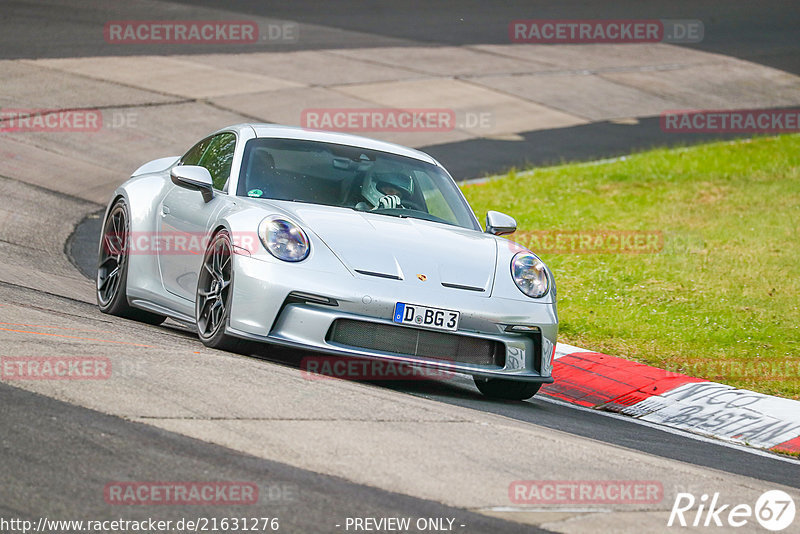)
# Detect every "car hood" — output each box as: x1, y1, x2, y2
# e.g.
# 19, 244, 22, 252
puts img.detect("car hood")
276, 203, 497, 294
